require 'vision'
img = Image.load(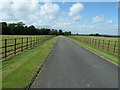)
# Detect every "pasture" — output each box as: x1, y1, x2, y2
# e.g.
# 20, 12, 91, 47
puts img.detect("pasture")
70, 36, 119, 53
2, 35, 58, 88
1, 35, 54, 59
68, 36, 119, 64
